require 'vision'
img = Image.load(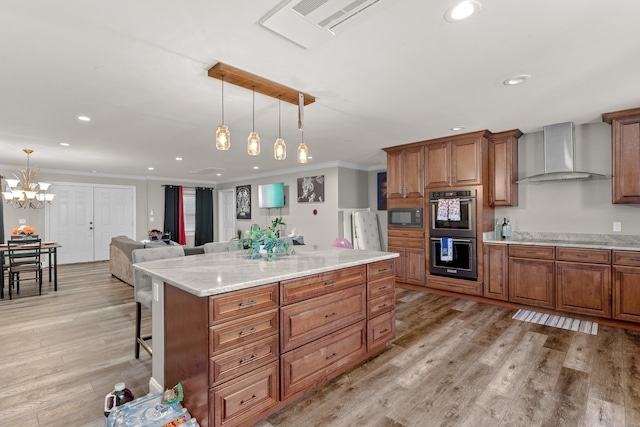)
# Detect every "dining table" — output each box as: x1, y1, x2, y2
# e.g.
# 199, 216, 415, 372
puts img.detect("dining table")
0, 241, 61, 299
